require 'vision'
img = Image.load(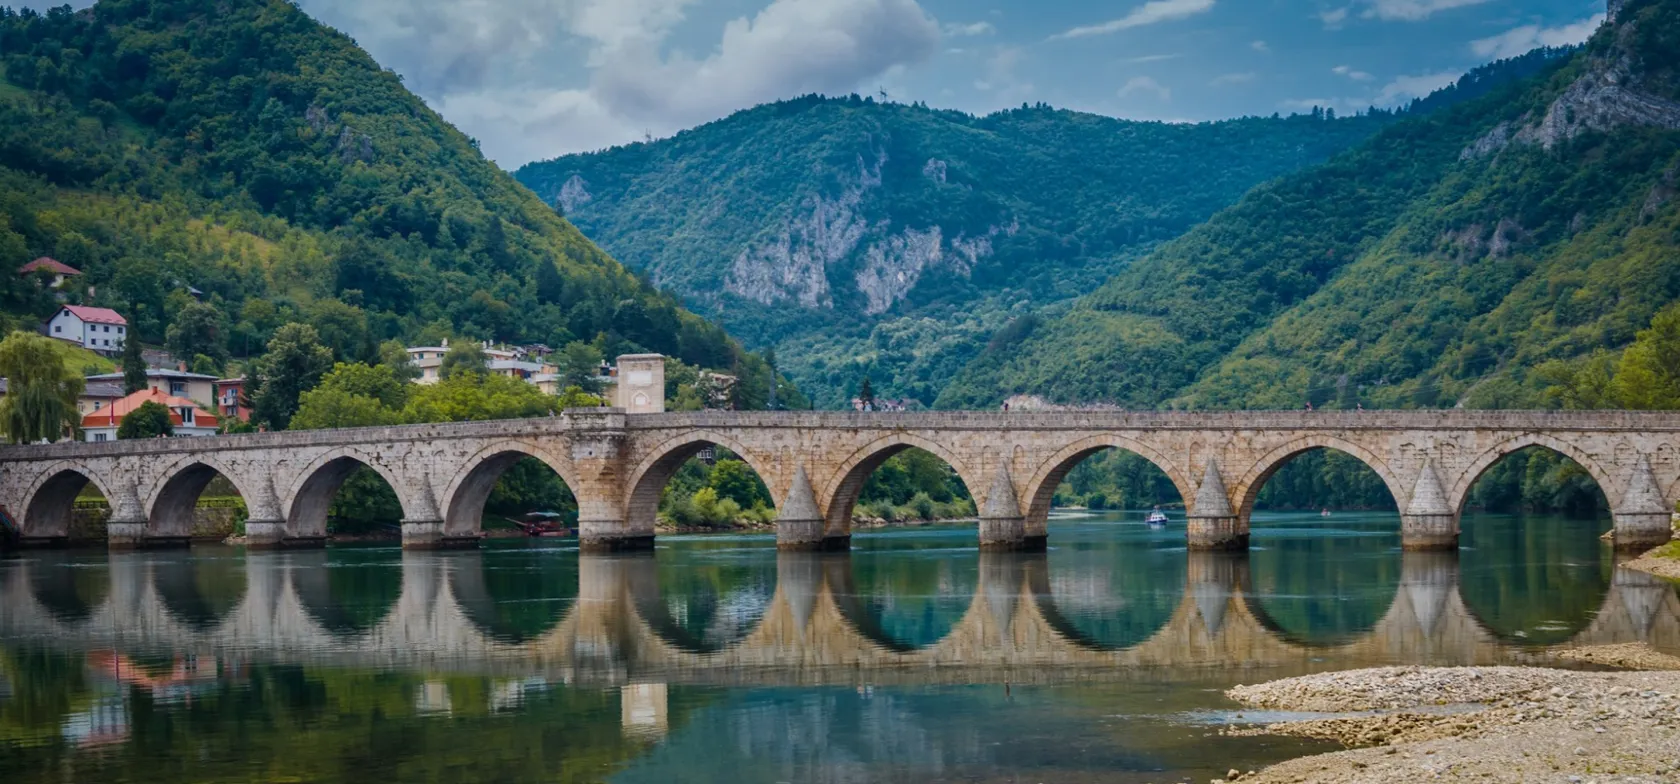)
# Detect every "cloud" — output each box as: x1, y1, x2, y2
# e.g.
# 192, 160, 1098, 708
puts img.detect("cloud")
1359, 0, 1492, 22
1210, 72, 1257, 86
1053, 0, 1216, 40
1471, 14, 1605, 60
1123, 53, 1183, 64
304, 0, 940, 164
1118, 76, 1171, 101
944, 21, 995, 37
1251, 40, 1270, 52
1332, 65, 1374, 81
1376, 70, 1462, 103
1319, 7, 1350, 28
